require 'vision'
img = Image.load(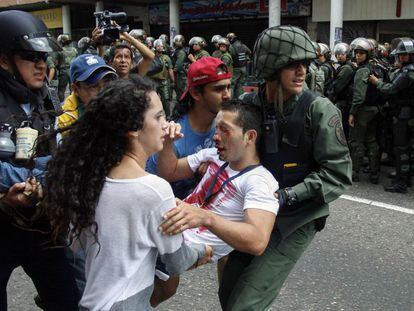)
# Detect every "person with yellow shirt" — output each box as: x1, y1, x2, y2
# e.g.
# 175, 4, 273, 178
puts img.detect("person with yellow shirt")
58, 54, 117, 130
